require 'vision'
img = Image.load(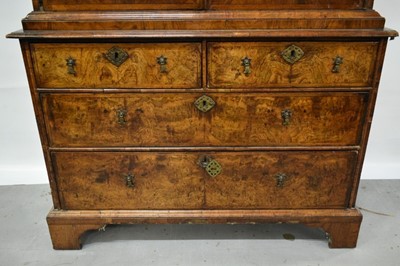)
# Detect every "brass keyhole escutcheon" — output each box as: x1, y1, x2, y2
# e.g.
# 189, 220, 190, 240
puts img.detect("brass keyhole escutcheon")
281, 45, 304, 64
194, 95, 216, 113
105, 47, 129, 67
198, 155, 222, 177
